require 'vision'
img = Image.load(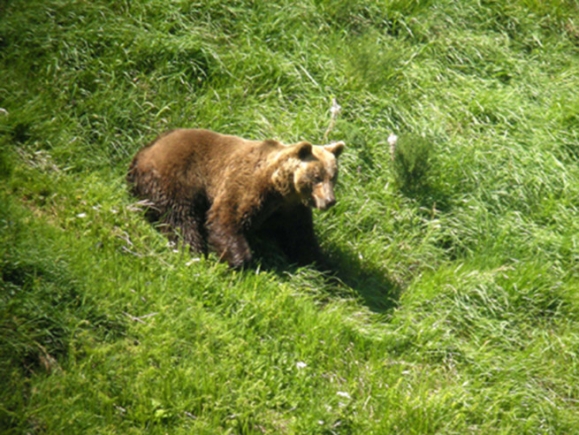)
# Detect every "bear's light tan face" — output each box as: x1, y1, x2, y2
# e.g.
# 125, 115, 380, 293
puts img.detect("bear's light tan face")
293, 141, 345, 211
